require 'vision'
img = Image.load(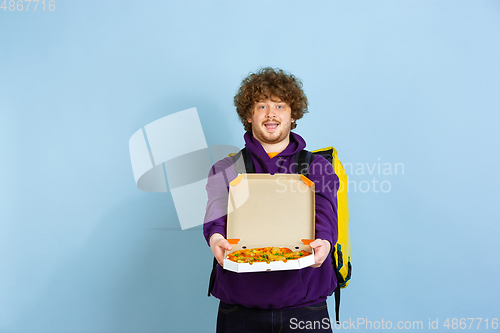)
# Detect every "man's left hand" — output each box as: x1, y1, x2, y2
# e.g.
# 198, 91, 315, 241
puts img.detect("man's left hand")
309, 239, 331, 268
